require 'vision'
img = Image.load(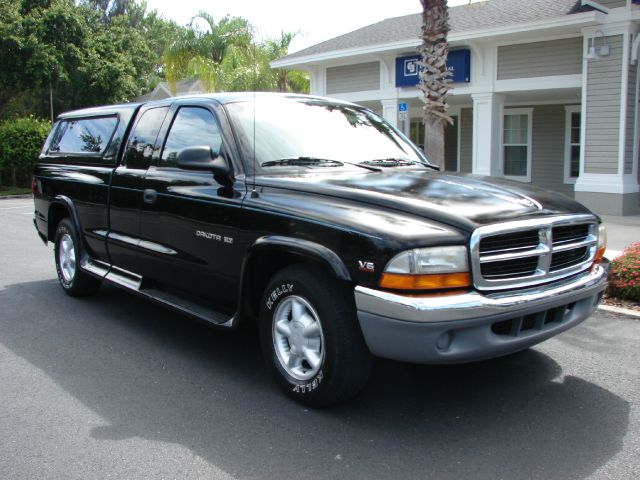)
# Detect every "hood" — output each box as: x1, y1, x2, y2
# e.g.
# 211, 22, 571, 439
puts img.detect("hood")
254, 169, 593, 231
